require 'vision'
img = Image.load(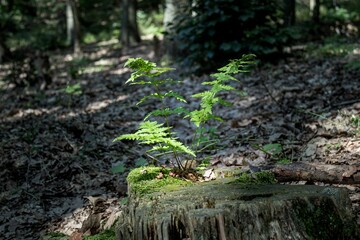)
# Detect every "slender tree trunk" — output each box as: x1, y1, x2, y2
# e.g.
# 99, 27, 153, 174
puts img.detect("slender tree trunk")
163, 0, 176, 32
283, 0, 295, 26
0, 0, 14, 62
66, 2, 74, 46
0, 38, 8, 63
310, 0, 320, 23
163, 0, 189, 59
66, 0, 81, 54
120, 0, 141, 47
